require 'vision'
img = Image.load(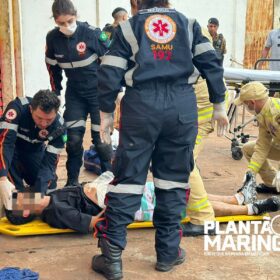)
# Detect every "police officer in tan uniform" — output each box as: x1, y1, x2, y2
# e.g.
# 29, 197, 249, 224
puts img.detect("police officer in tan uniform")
234, 81, 280, 194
